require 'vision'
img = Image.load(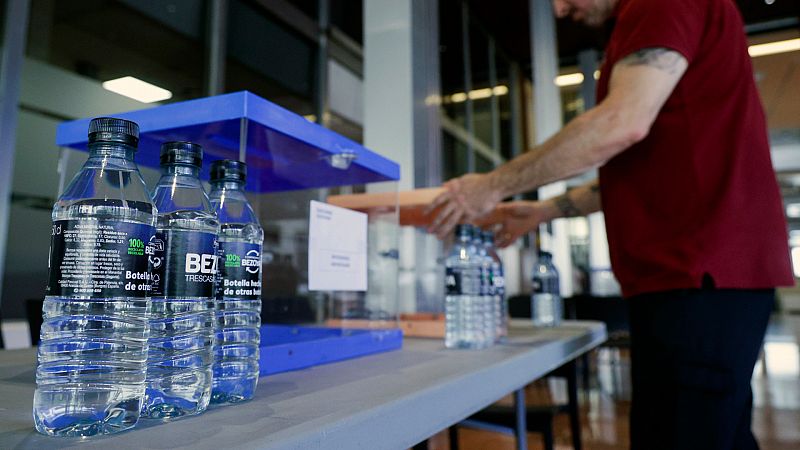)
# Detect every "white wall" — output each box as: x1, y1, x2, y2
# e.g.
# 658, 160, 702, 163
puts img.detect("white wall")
1, 58, 152, 319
